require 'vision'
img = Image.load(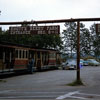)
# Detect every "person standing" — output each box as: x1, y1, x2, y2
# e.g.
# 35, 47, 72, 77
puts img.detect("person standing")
28, 57, 34, 74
